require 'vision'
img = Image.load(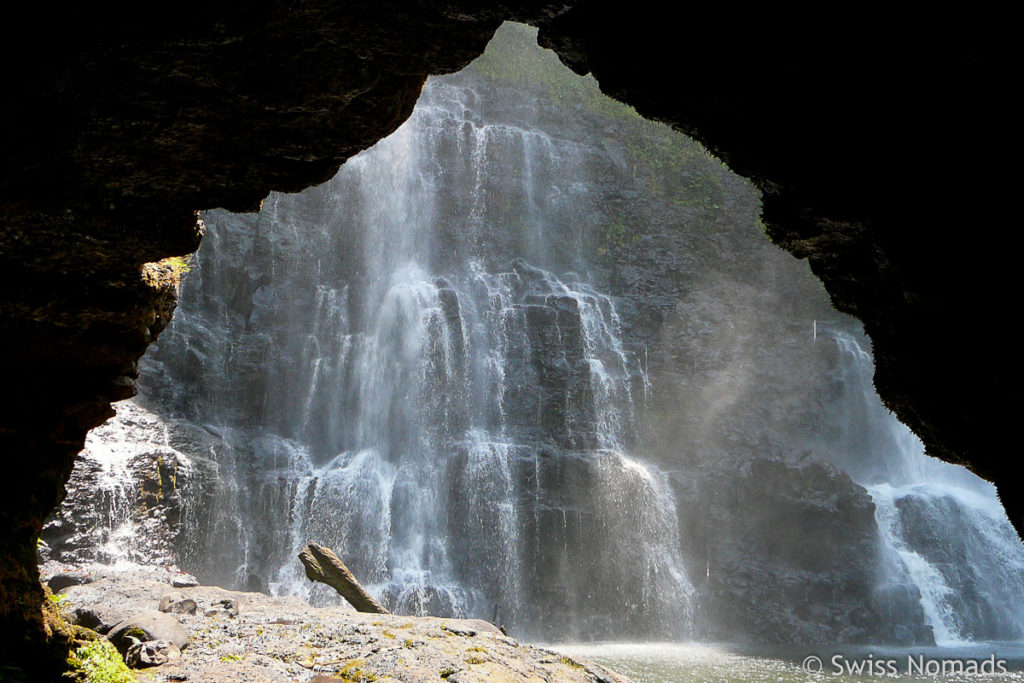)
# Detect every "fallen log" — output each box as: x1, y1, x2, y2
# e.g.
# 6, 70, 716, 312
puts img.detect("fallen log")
298, 542, 390, 614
